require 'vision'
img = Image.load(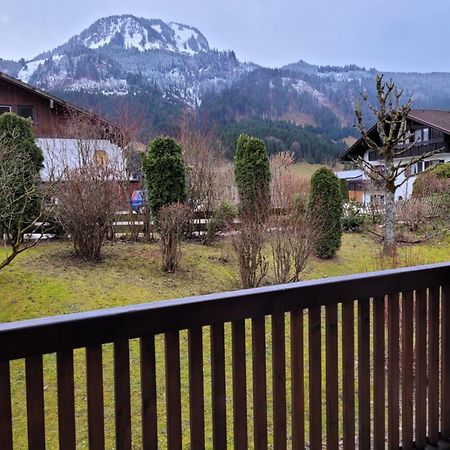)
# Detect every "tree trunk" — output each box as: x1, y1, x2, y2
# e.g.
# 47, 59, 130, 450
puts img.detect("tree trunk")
384, 189, 396, 255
